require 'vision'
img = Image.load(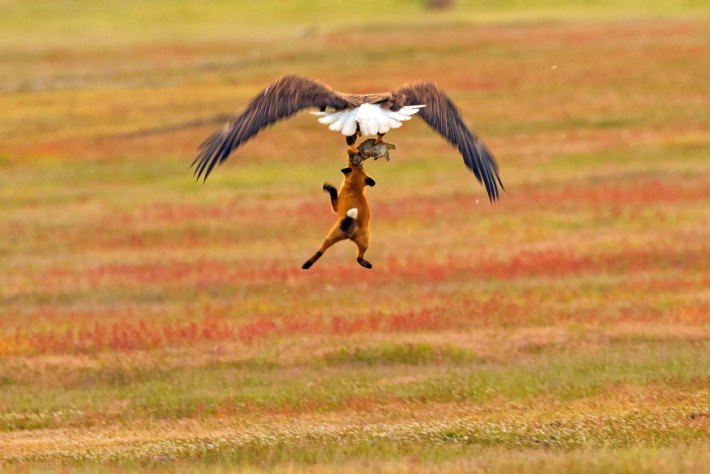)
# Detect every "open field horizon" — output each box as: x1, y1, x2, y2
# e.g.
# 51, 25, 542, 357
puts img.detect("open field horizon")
1, 1, 709, 472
